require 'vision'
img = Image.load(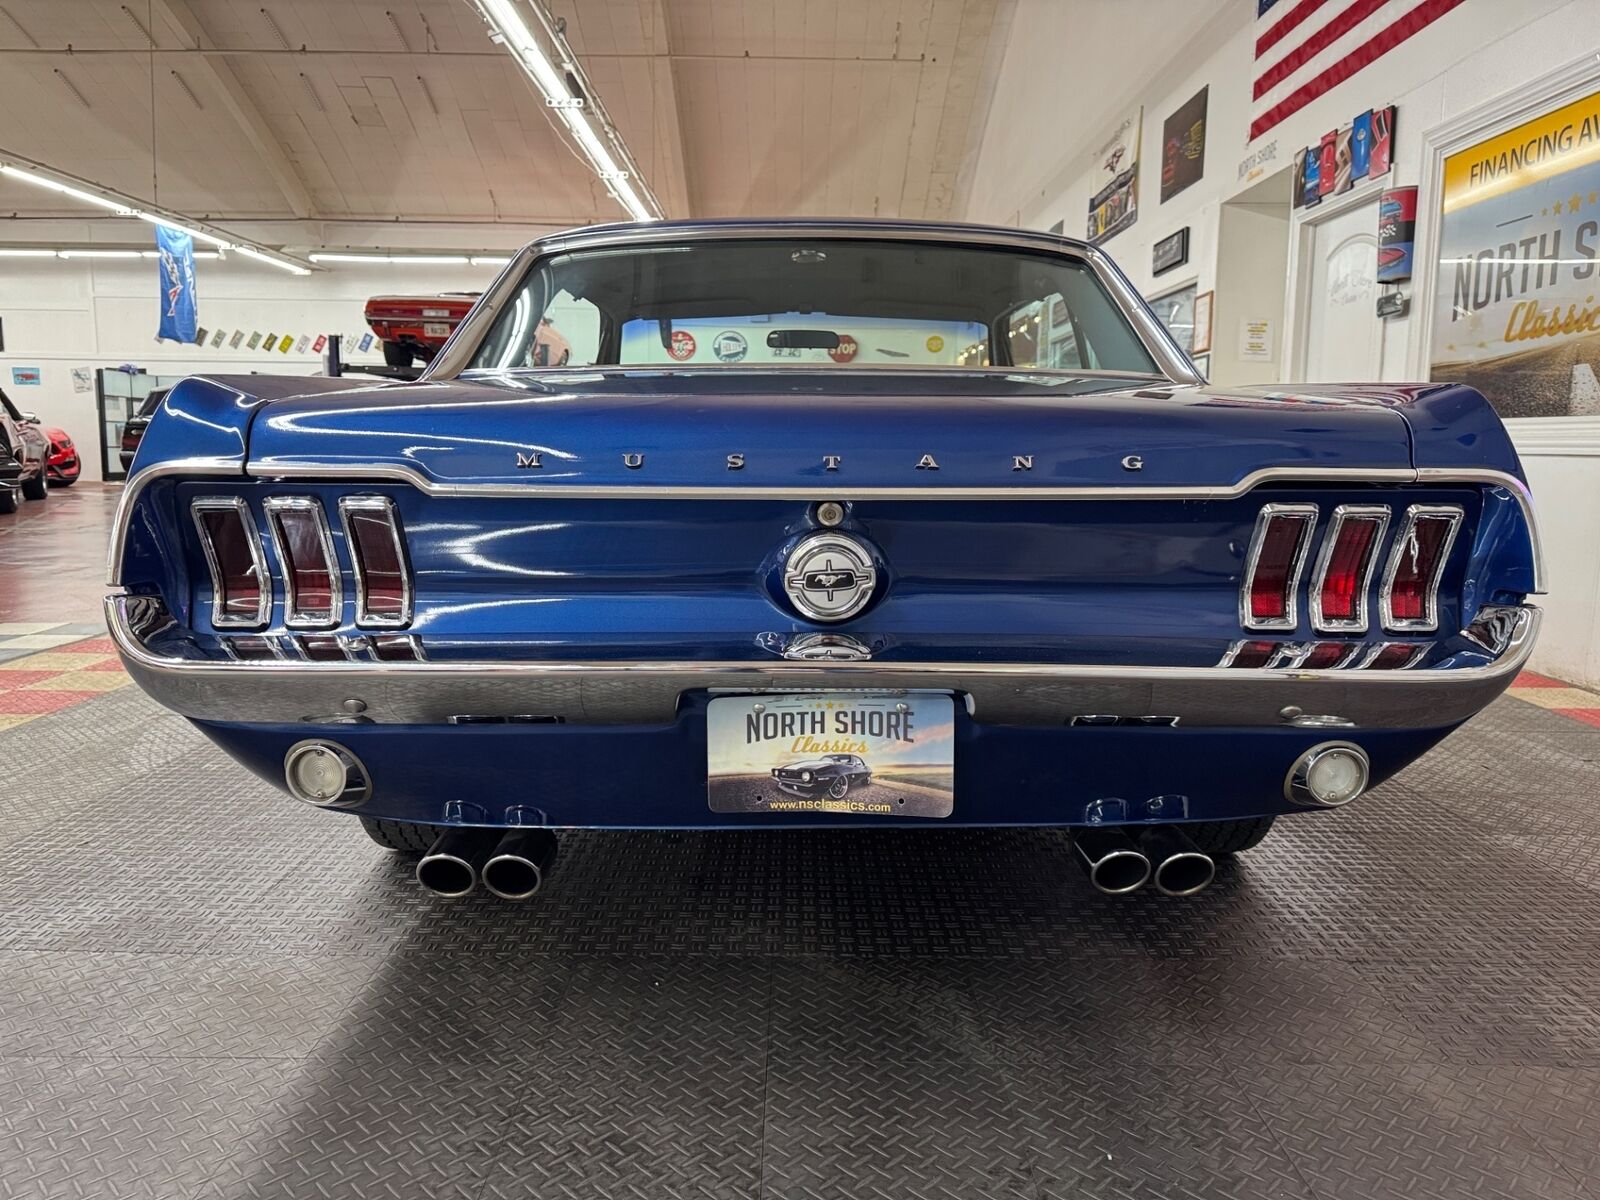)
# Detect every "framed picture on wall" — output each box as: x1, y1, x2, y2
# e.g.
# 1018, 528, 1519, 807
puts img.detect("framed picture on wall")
1192, 290, 1214, 354
1191, 353, 1210, 379
1147, 282, 1197, 354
